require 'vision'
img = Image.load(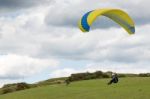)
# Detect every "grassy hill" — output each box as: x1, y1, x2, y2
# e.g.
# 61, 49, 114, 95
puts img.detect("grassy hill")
0, 77, 150, 99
